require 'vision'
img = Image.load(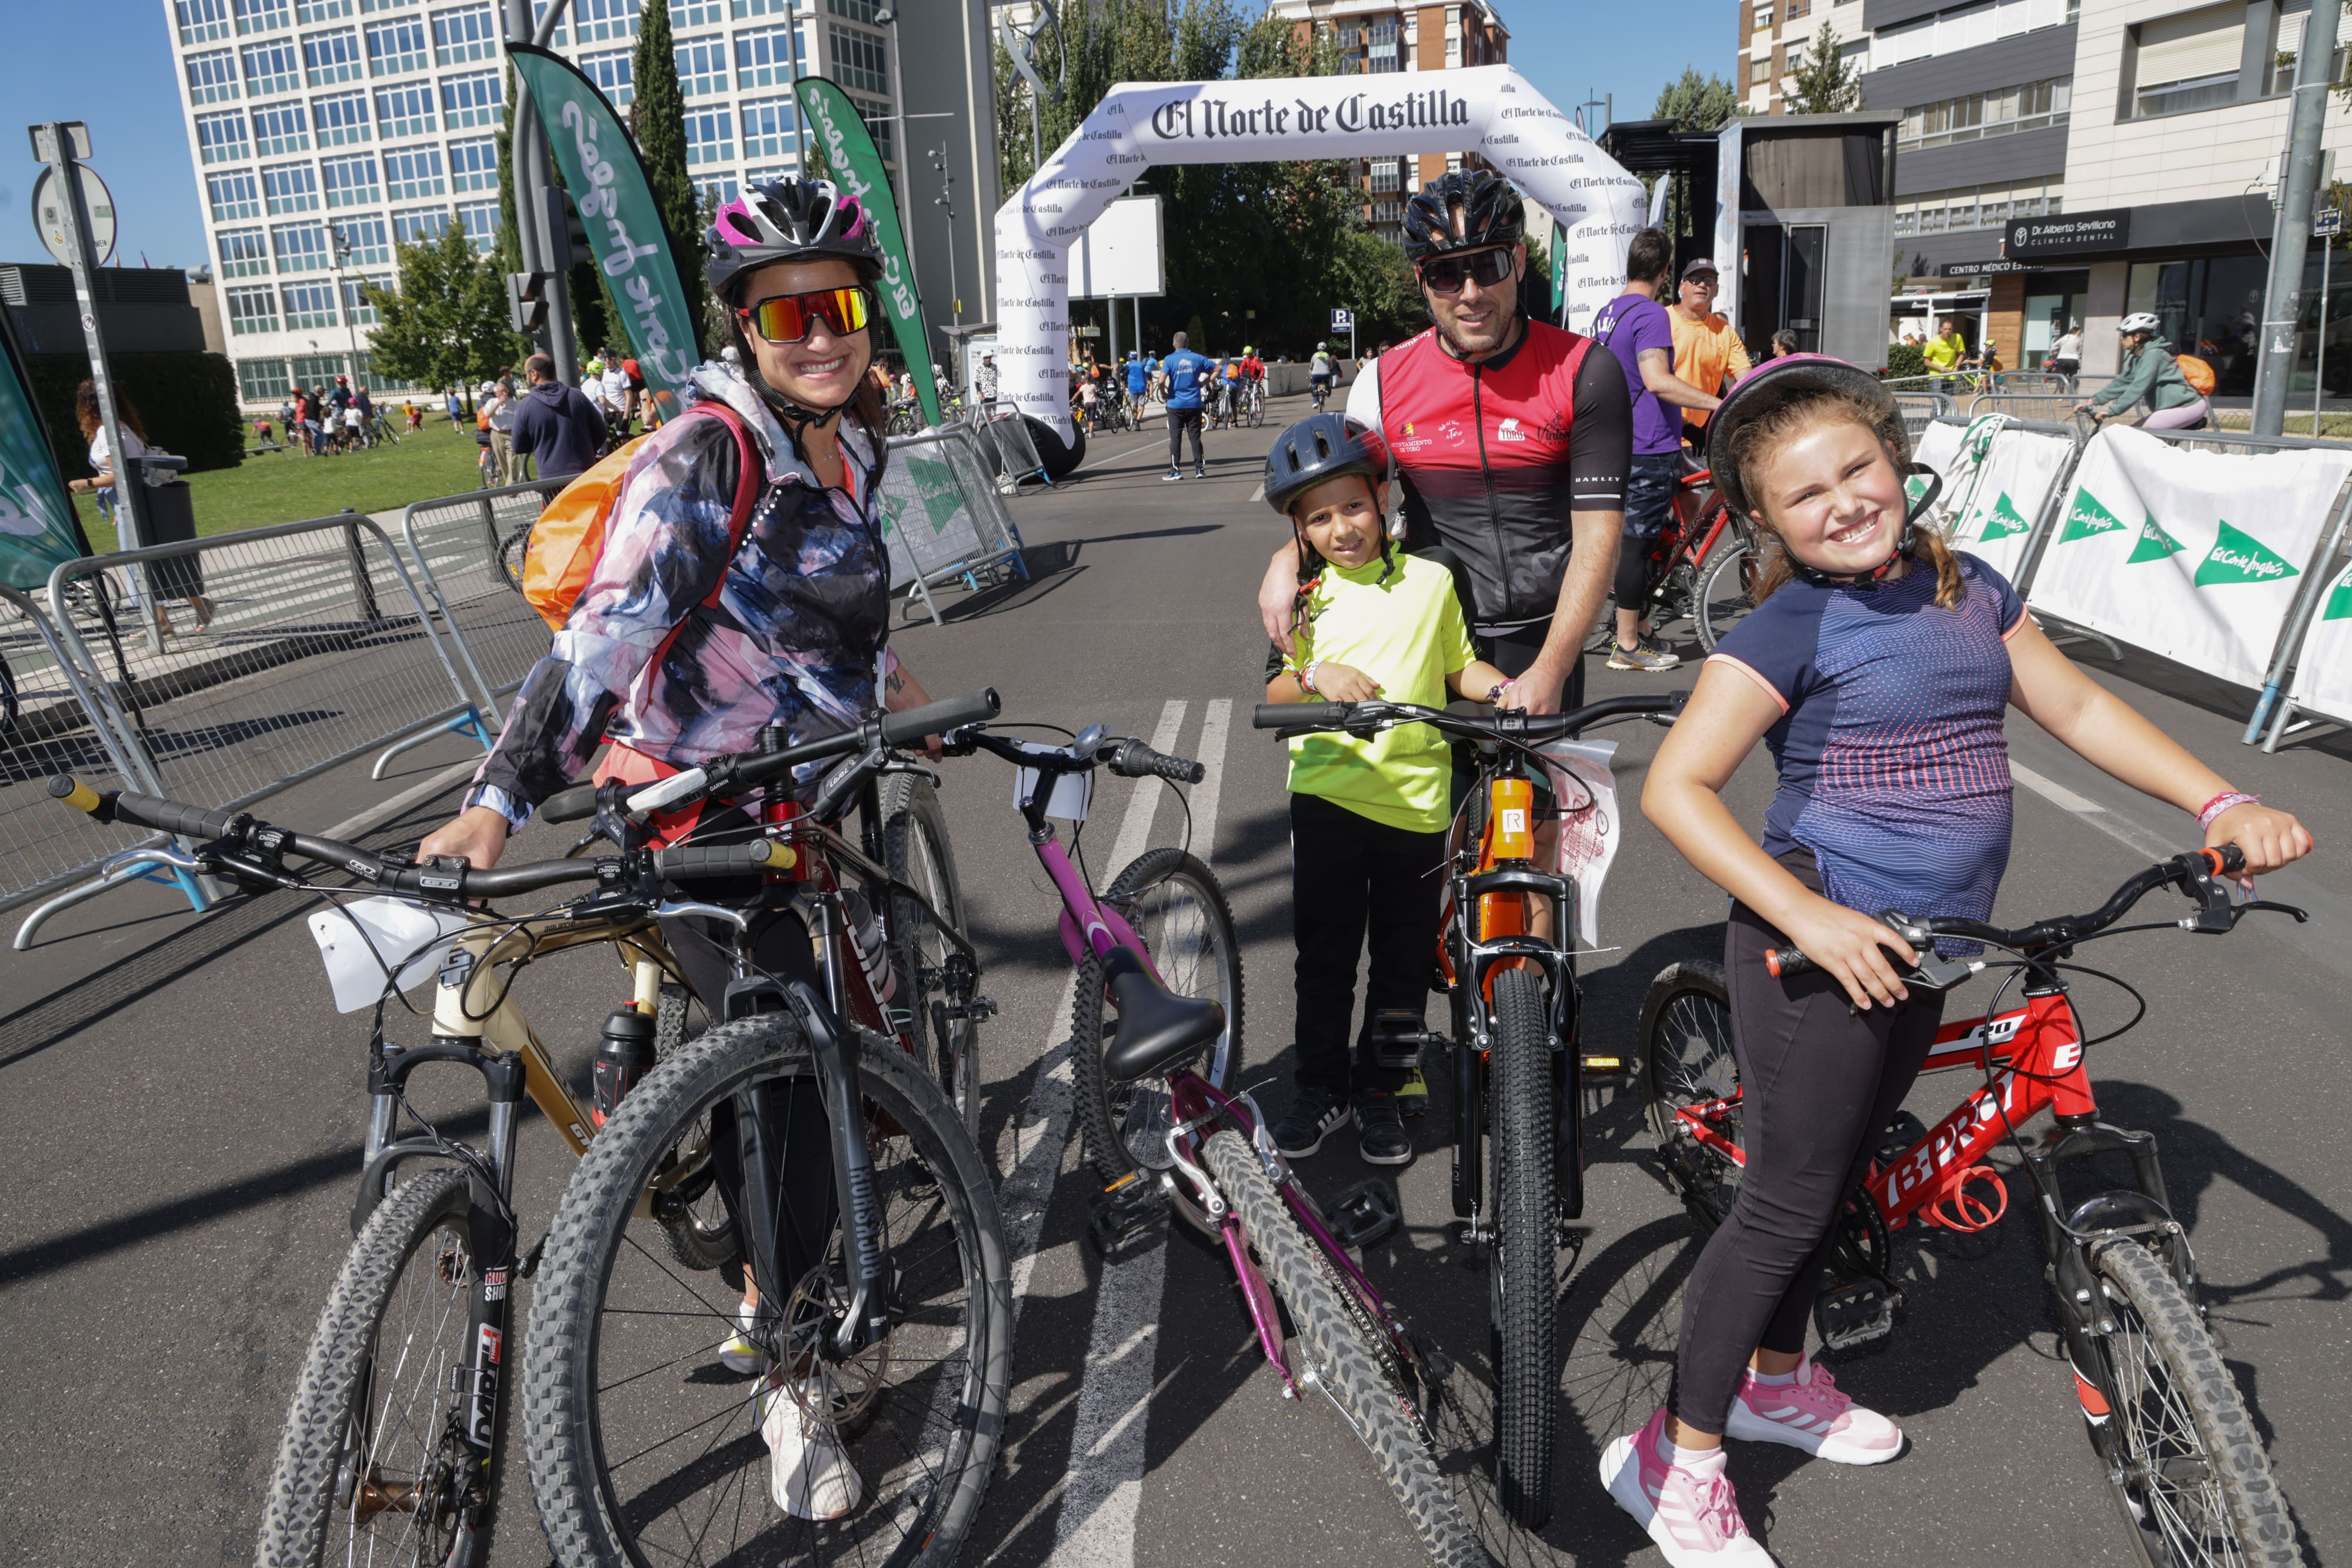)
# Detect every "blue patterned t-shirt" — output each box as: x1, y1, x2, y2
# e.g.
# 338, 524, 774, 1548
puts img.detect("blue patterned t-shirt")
1706, 552, 2027, 950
